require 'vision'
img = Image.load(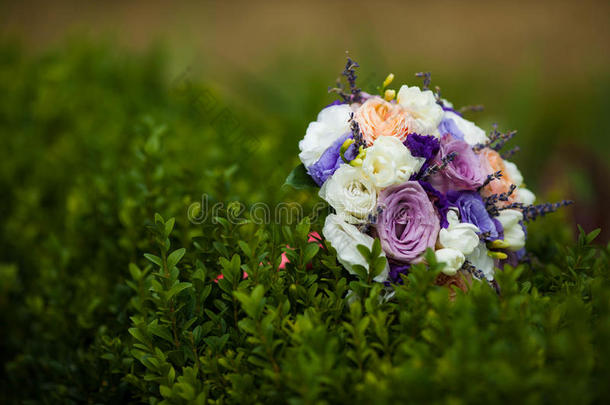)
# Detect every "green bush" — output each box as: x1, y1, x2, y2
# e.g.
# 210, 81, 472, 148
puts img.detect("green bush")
0, 41, 609, 404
